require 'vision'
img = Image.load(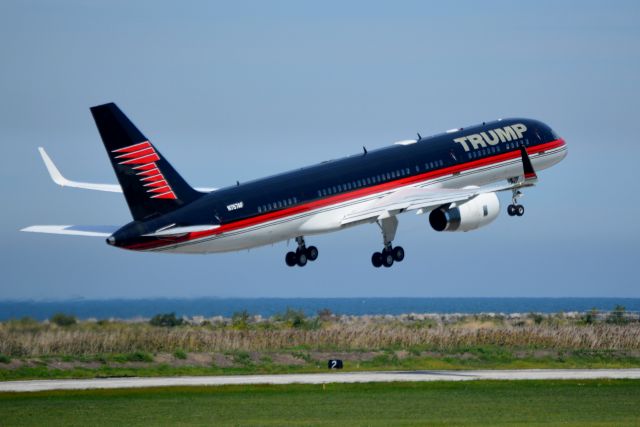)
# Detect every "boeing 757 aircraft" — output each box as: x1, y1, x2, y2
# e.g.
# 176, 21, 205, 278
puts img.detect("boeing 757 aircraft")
23, 103, 567, 268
